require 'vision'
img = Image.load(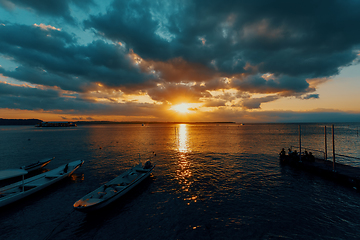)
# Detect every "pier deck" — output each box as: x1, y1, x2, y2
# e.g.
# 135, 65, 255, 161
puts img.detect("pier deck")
280, 155, 360, 189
